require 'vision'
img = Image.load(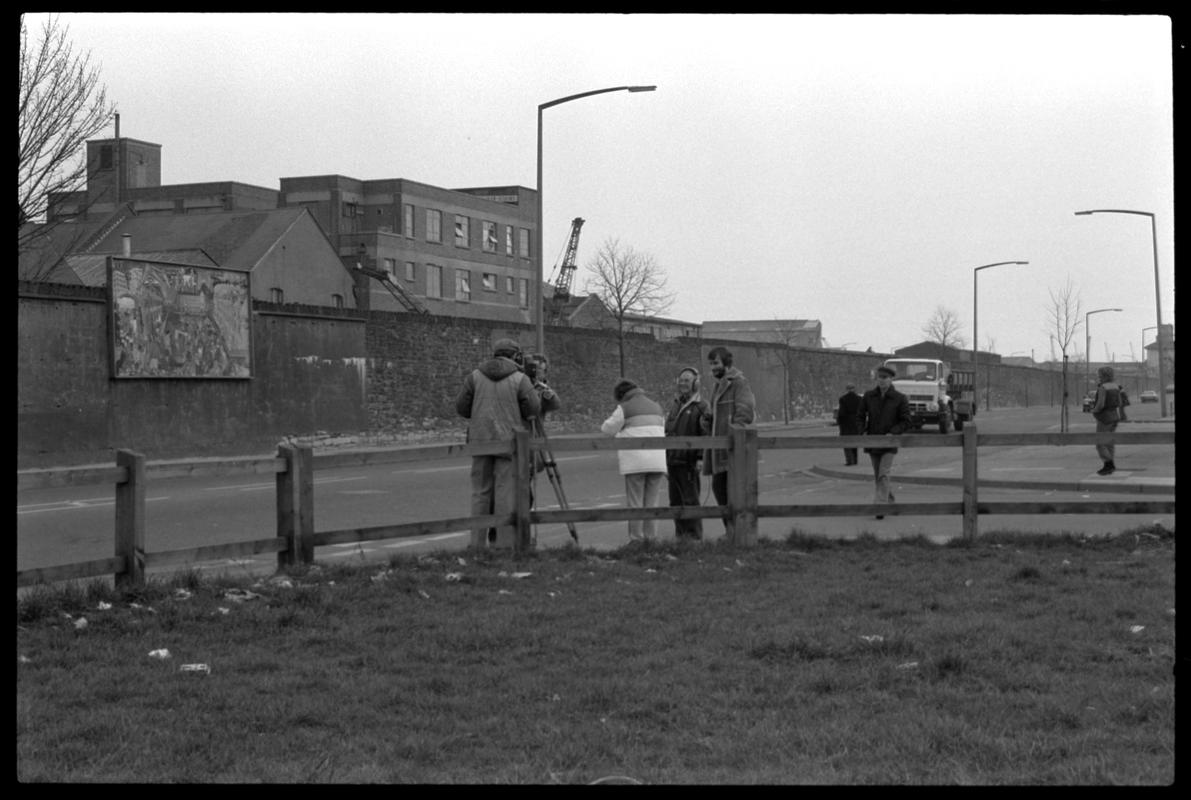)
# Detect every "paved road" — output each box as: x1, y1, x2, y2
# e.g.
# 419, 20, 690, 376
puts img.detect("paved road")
17, 404, 1174, 583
